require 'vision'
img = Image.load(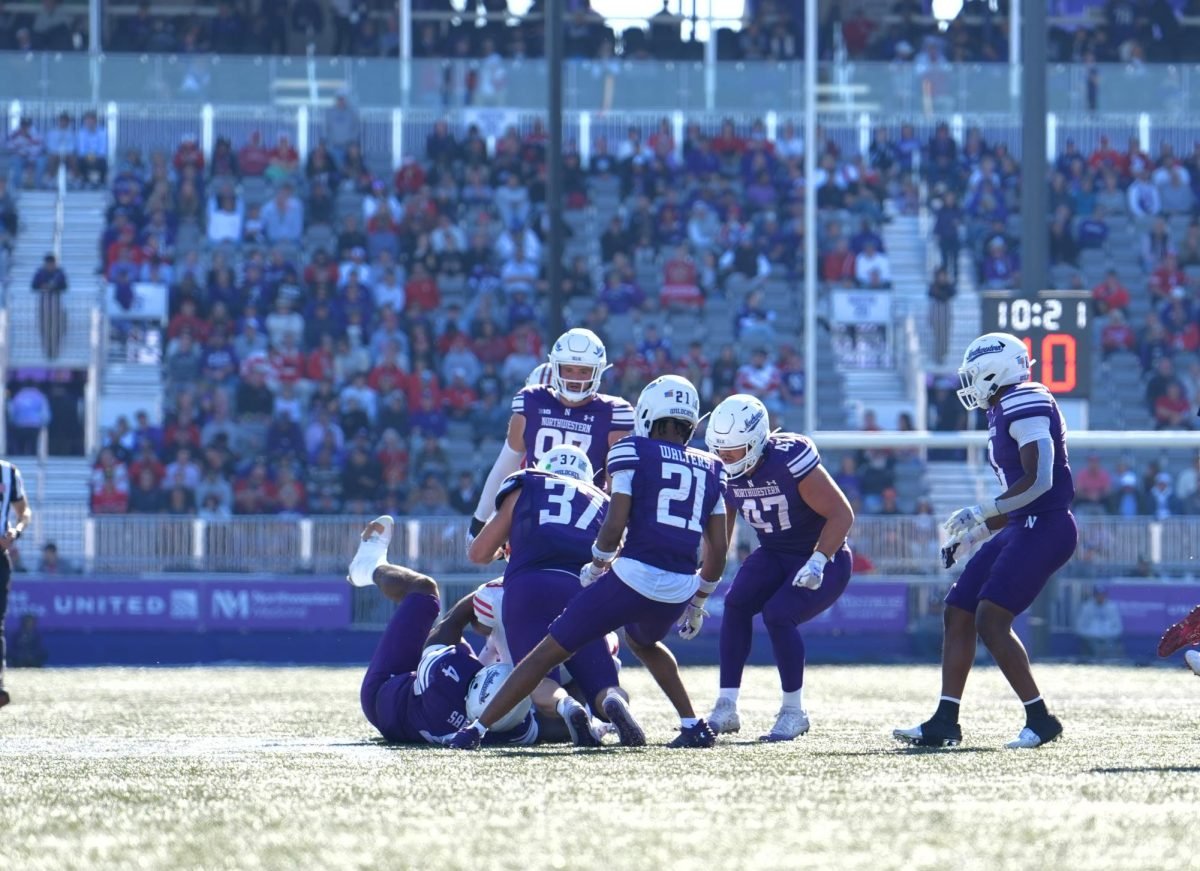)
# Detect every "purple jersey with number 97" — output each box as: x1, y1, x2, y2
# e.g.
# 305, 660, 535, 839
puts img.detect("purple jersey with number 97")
724, 433, 825, 555
511, 385, 634, 486
606, 435, 726, 574
496, 469, 609, 576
